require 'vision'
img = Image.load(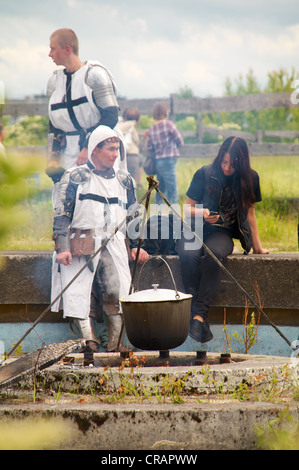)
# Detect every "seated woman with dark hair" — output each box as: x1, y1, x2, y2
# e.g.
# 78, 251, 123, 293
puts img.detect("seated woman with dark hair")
177, 136, 269, 344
